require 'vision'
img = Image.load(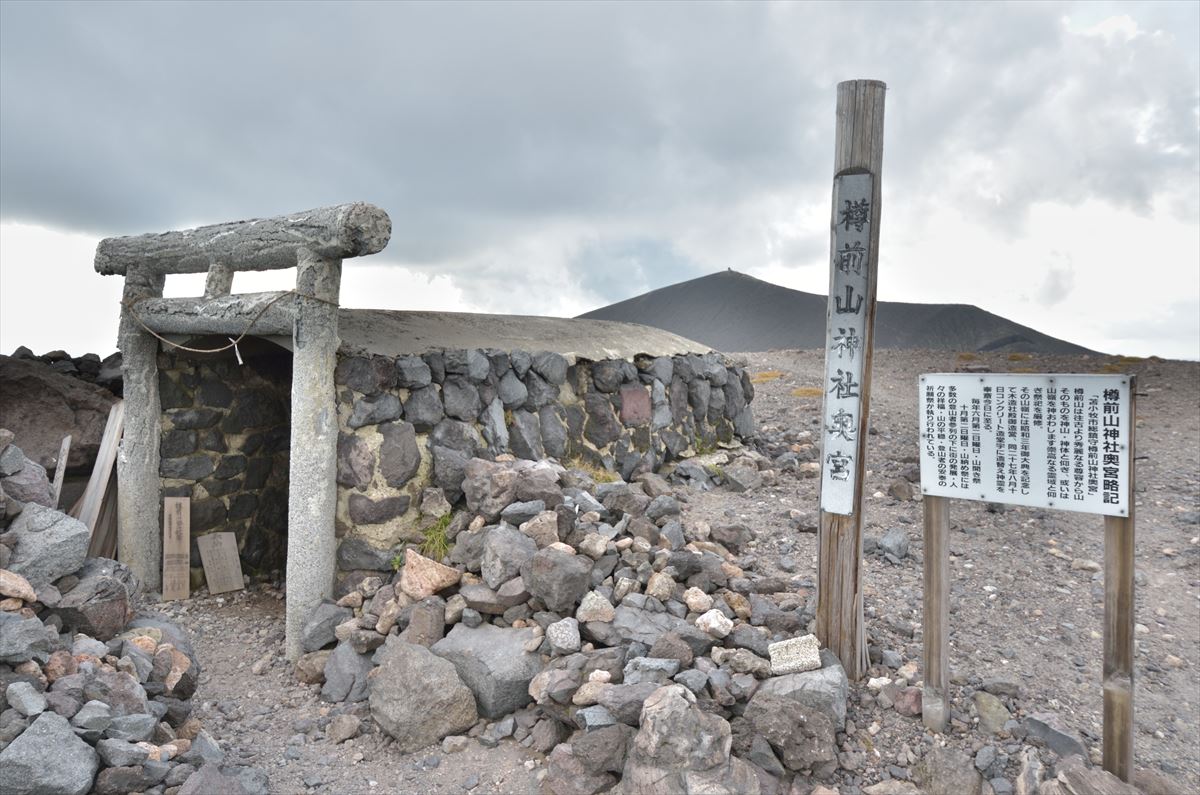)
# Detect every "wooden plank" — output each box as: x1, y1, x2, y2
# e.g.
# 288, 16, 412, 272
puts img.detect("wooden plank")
87, 470, 119, 559
922, 494, 950, 732
162, 497, 190, 601
75, 400, 125, 534
1103, 376, 1136, 781
197, 532, 244, 595
50, 435, 71, 508
815, 78, 886, 681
